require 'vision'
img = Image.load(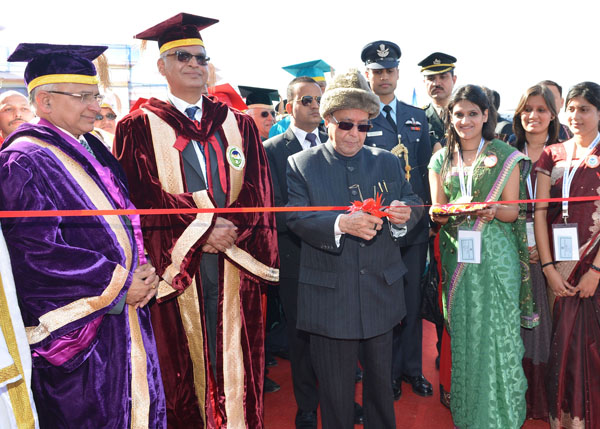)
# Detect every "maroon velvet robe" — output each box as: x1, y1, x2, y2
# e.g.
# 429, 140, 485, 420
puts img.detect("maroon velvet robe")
113, 96, 278, 429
